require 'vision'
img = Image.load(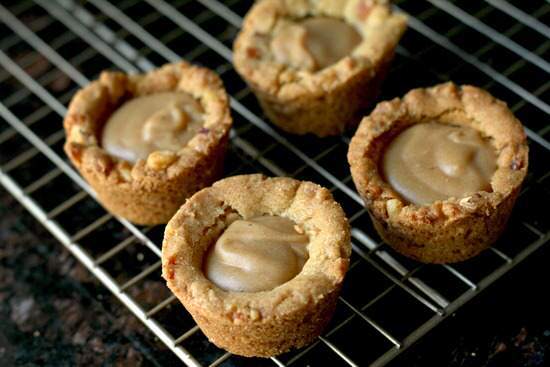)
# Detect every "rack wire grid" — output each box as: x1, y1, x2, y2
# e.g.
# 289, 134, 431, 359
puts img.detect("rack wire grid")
0, 0, 549, 366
